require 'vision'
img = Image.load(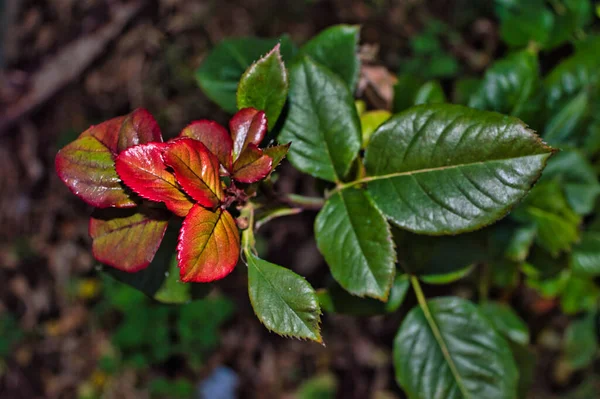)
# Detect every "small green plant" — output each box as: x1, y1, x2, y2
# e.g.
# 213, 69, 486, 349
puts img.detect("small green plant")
56, 17, 600, 398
